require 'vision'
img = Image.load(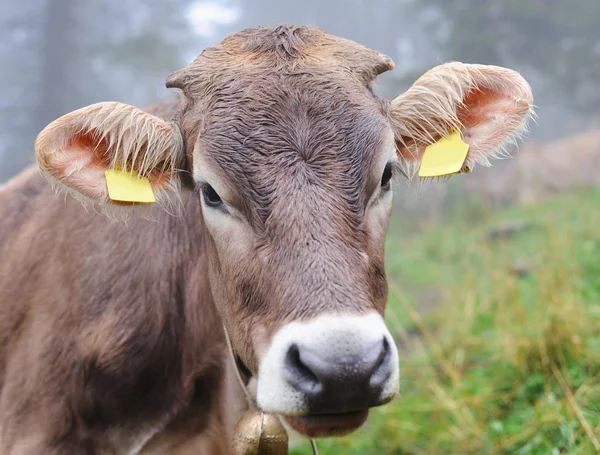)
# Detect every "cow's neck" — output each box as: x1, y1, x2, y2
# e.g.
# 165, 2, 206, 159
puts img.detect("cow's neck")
162, 192, 224, 386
